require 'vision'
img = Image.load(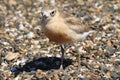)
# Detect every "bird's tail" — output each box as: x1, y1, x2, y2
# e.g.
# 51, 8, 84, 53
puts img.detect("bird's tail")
77, 30, 96, 41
